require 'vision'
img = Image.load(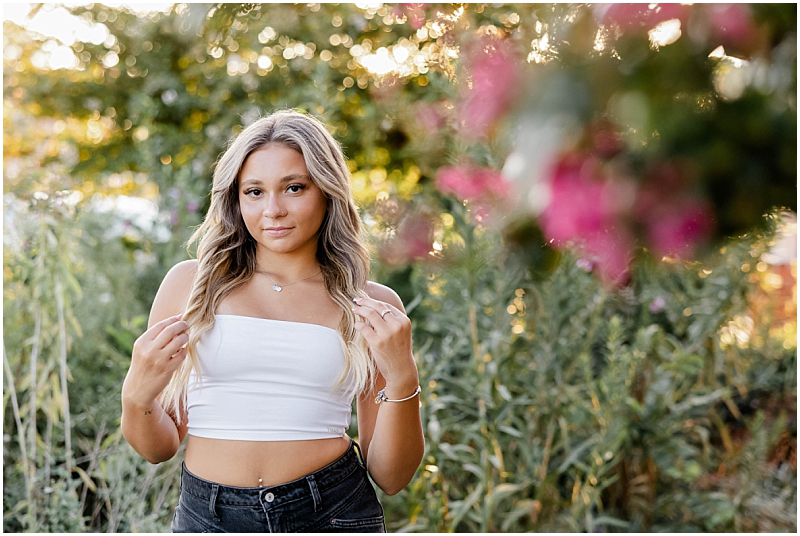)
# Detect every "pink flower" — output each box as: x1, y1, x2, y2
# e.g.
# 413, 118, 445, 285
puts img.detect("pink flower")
588, 118, 625, 159
649, 296, 666, 313
398, 213, 434, 261
400, 4, 427, 30
540, 153, 635, 244
647, 196, 713, 259
416, 101, 446, 132
596, 3, 691, 34
705, 4, 757, 49
585, 228, 634, 286
436, 164, 511, 203
458, 36, 520, 138
379, 209, 435, 265
576, 258, 594, 272
540, 152, 637, 285
634, 160, 714, 259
